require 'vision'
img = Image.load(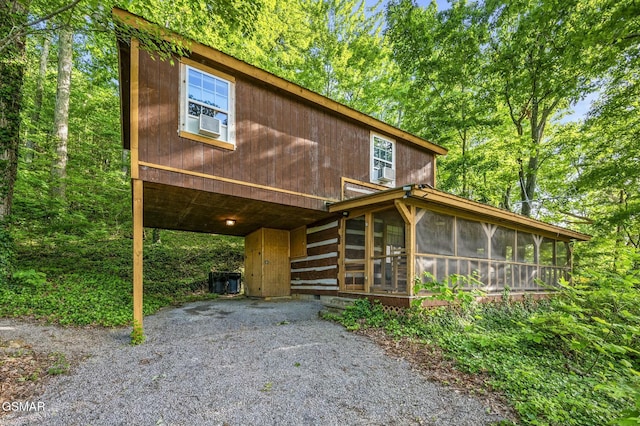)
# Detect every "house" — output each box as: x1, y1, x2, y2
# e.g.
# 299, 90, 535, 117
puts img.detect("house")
113, 8, 590, 328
